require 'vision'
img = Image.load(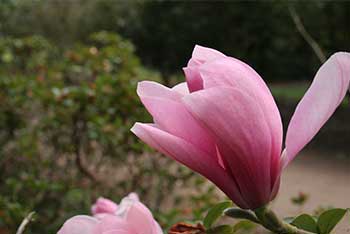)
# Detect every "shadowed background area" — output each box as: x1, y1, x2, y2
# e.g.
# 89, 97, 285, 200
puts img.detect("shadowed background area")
0, 1, 349, 234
